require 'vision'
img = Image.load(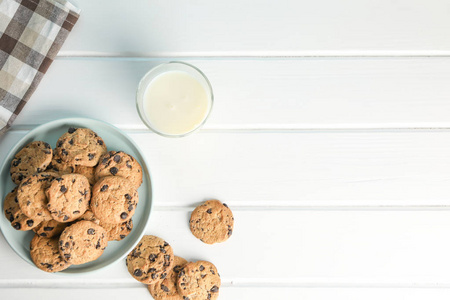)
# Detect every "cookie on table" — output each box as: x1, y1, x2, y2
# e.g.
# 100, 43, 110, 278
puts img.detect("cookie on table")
91, 176, 138, 224
59, 220, 108, 265
189, 200, 234, 244
126, 235, 174, 284
33, 219, 68, 238
75, 165, 96, 185
148, 256, 188, 300
46, 174, 90, 222
46, 149, 75, 174
17, 172, 58, 223
79, 210, 133, 241
55, 127, 107, 167
30, 234, 71, 273
95, 151, 143, 189
10, 141, 52, 185
3, 187, 40, 231
177, 261, 221, 300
